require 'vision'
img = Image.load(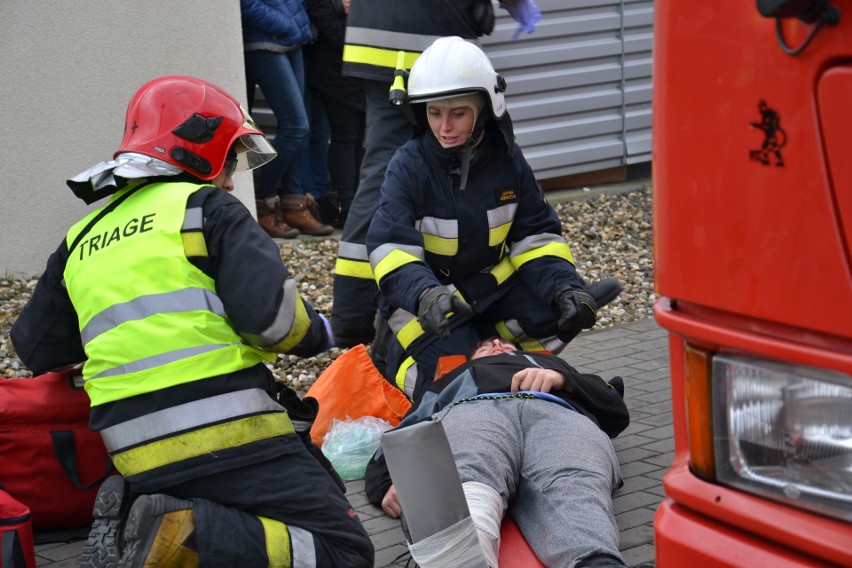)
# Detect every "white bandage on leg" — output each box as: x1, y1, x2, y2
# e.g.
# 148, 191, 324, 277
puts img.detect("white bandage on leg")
407, 516, 489, 568
463, 481, 504, 568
